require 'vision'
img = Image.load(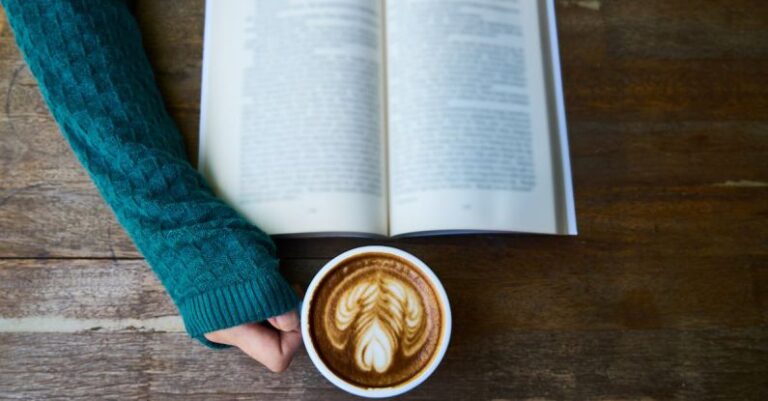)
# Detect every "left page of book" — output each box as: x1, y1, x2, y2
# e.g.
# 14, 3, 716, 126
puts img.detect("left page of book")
199, 0, 388, 236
